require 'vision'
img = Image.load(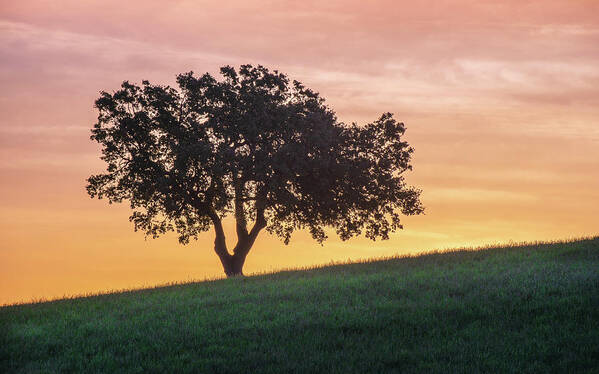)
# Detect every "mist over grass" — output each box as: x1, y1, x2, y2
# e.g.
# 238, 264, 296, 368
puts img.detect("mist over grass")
2, 237, 598, 373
